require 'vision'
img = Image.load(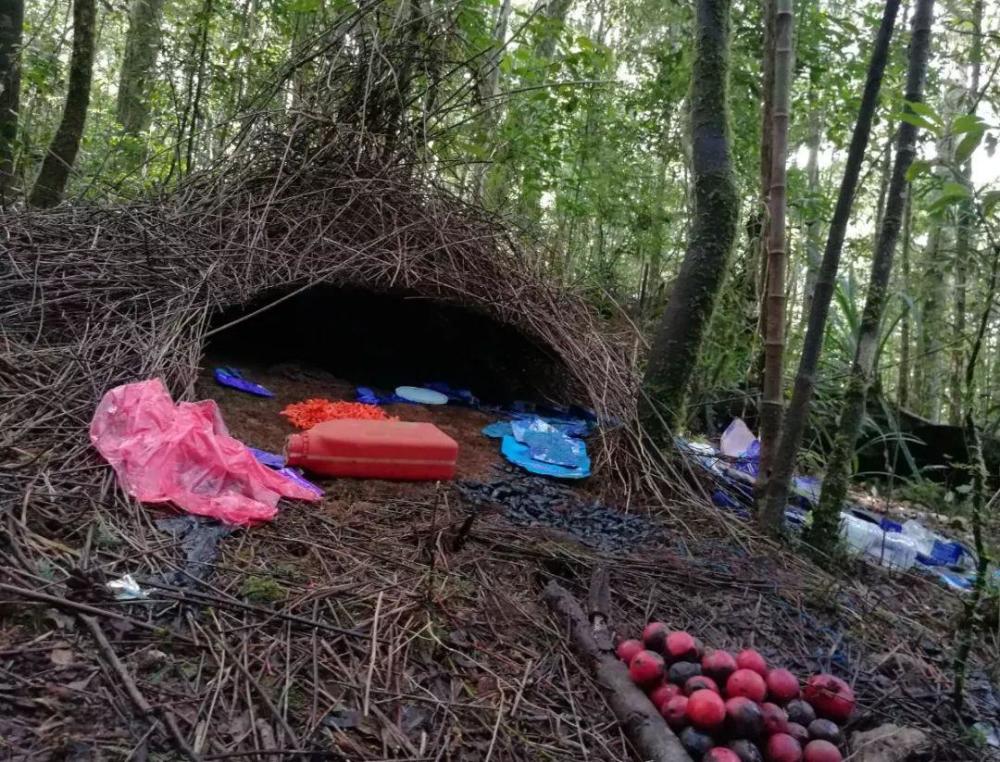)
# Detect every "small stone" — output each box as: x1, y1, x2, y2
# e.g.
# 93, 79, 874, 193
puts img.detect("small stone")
850, 724, 929, 762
